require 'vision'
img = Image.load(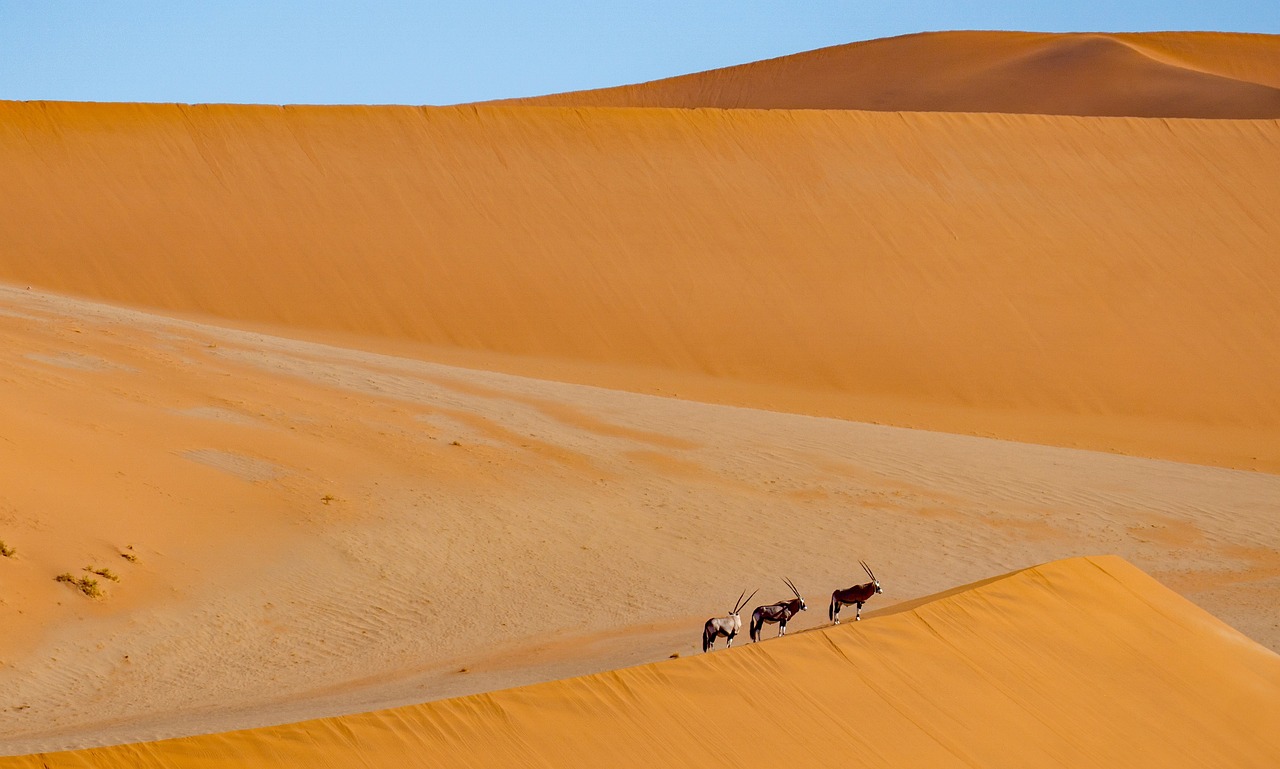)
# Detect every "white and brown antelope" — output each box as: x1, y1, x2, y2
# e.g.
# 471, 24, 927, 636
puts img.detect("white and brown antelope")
702, 589, 758, 652
749, 578, 806, 642
829, 560, 882, 623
